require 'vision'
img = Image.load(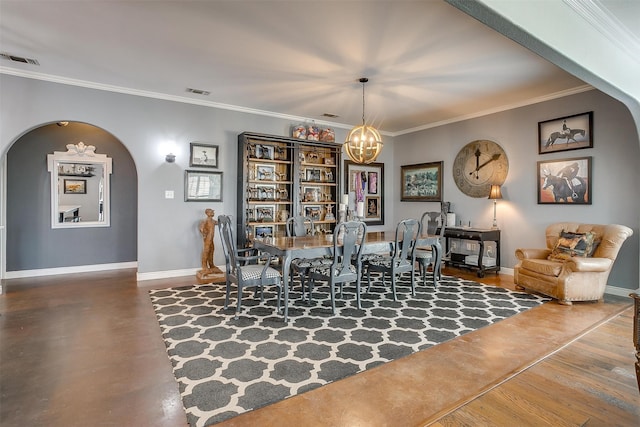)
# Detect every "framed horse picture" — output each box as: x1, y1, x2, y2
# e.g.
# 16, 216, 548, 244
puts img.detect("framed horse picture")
537, 156, 592, 204
538, 111, 593, 154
